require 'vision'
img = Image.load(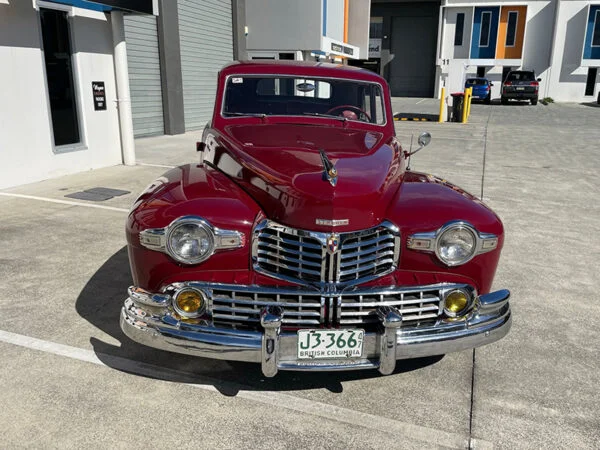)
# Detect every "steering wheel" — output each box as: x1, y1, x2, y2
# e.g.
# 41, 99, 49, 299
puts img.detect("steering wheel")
325, 105, 371, 122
